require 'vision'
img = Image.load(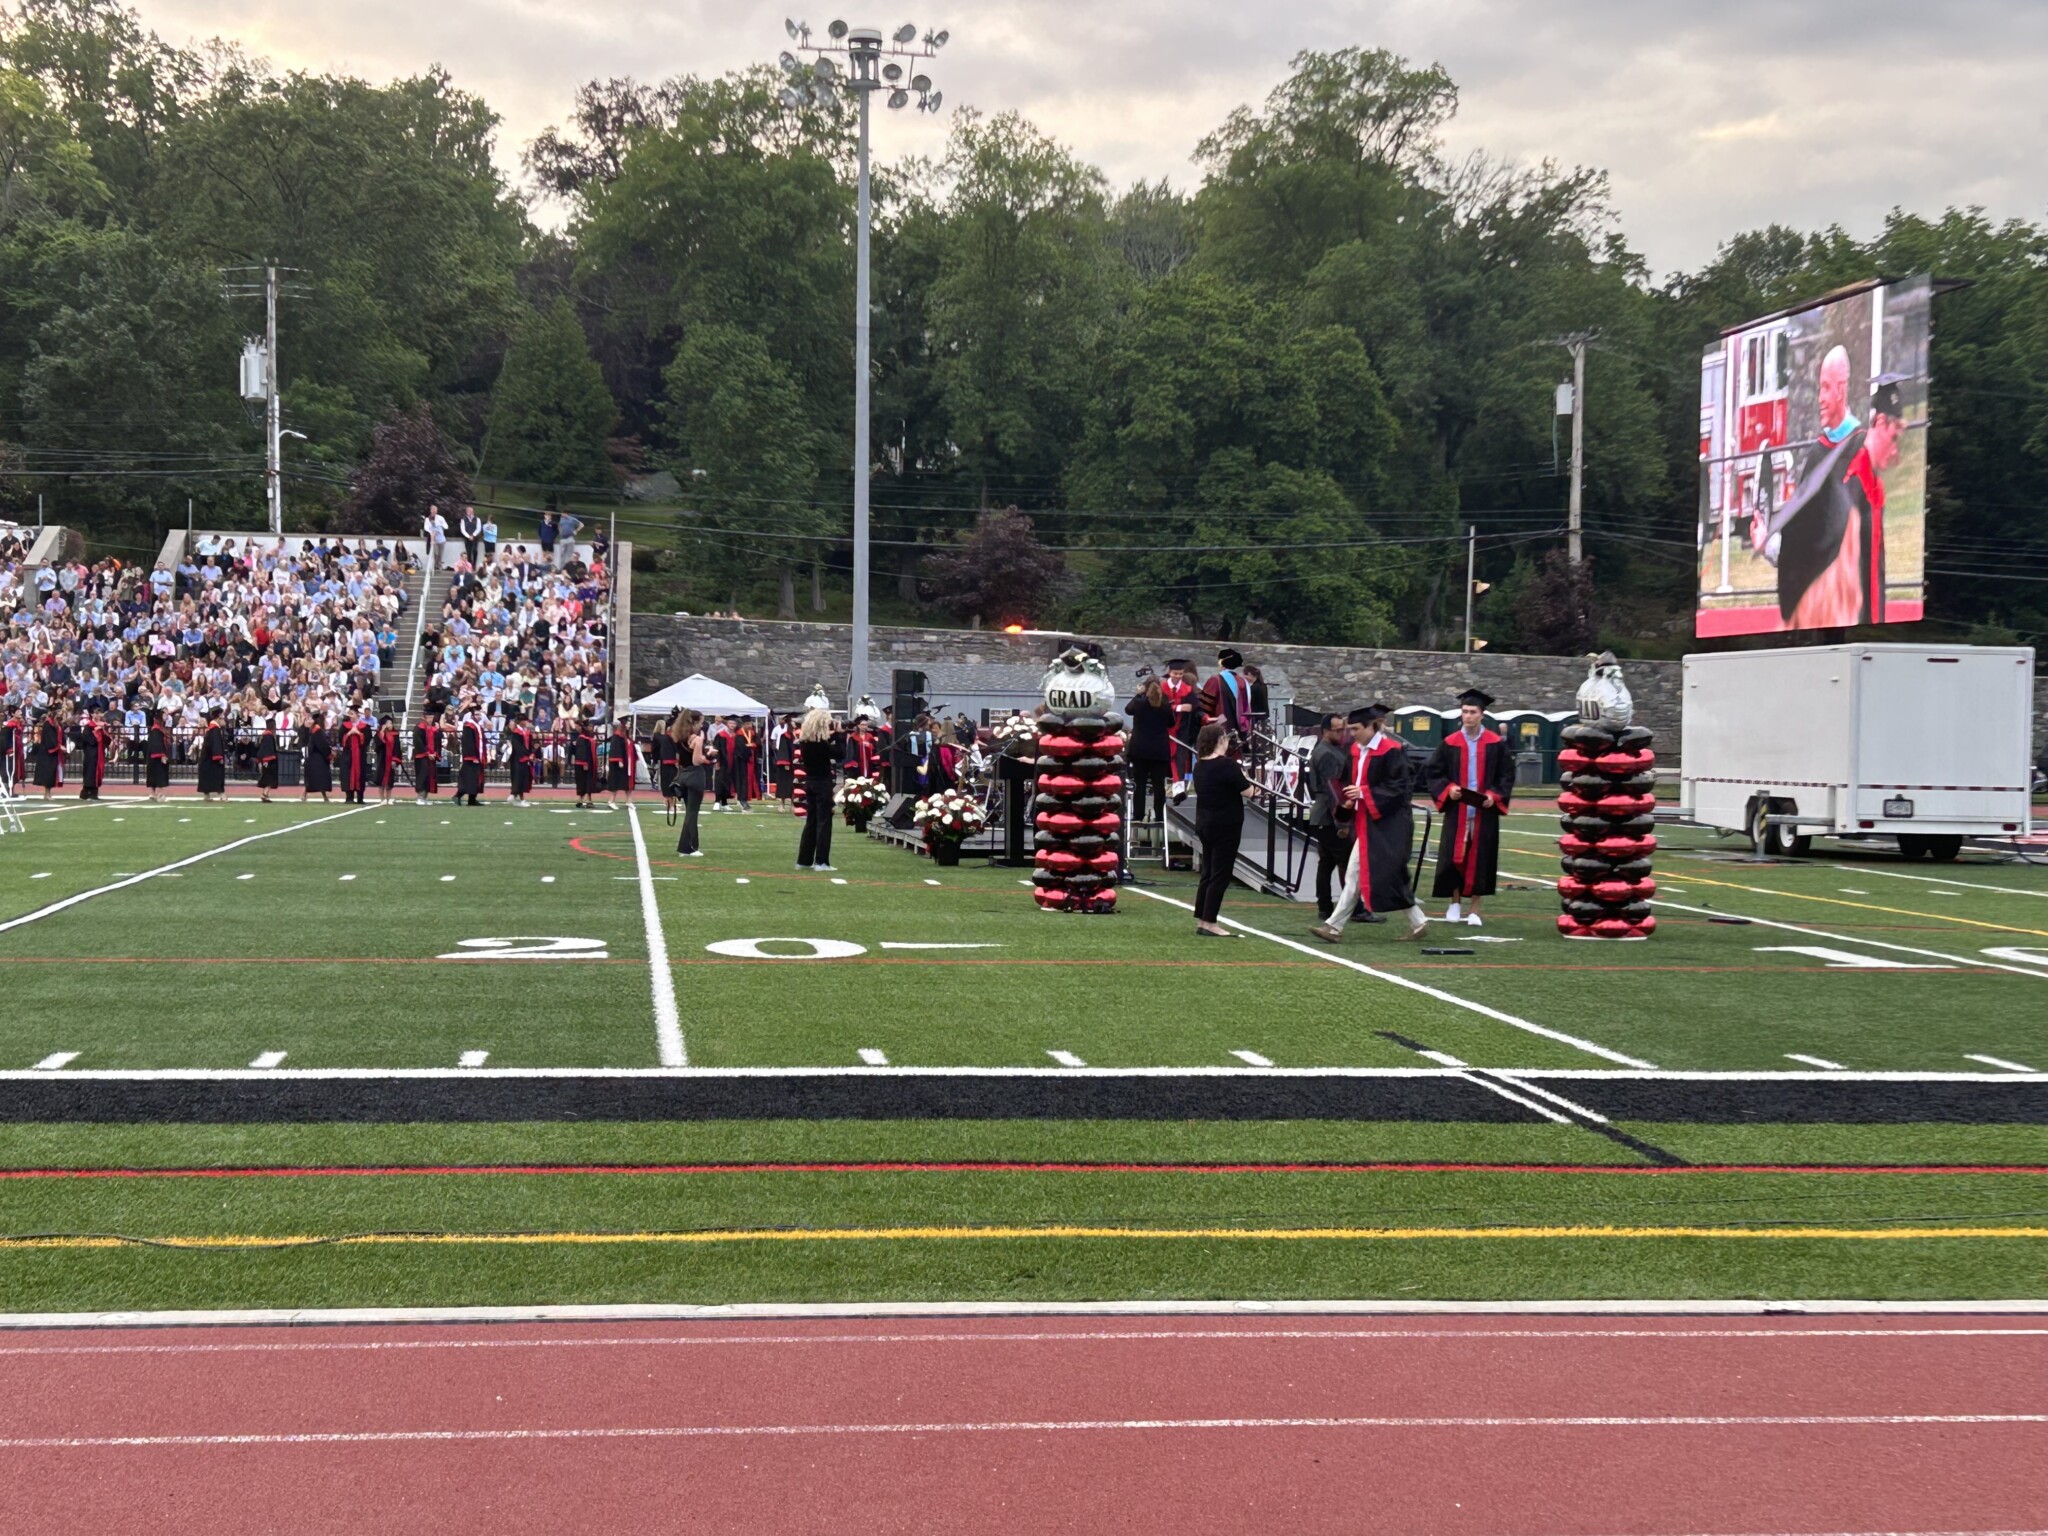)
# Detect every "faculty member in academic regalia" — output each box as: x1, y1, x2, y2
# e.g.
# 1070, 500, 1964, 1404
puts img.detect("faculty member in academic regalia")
195, 708, 229, 802
412, 712, 443, 803
1425, 689, 1514, 926
1199, 649, 1253, 758
1312, 704, 1428, 943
